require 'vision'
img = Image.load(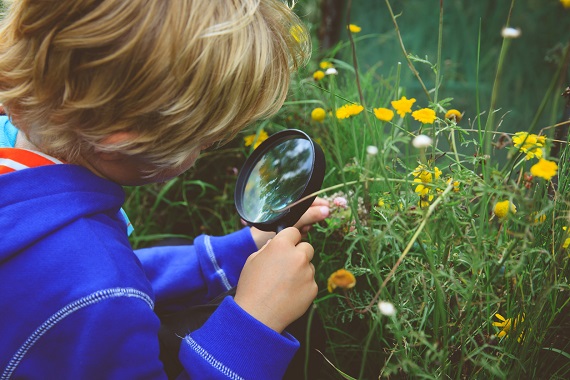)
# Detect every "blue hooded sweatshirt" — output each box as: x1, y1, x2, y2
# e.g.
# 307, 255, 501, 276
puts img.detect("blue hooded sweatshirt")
0, 121, 298, 379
